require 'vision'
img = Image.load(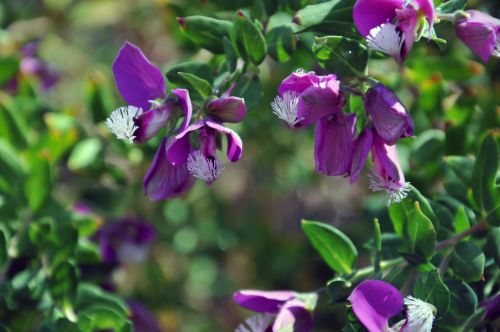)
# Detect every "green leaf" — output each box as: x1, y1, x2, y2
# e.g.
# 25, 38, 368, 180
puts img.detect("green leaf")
266, 26, 296, 62
48, 261, 79, 307
453, 206, 470, 239
0, 228, 8, 267
312, 36, 368, 78
301, 219, 357, 274
223, 37, 237, 72
178, 16, 232, 54
28, 217, 55, 247
166, 61, 213, 85
404, 202, 437, 261
0, 98, 28, 149
298, 21, 359, 39
445, 279, 477, 318
0, 57, 19, 85
410, 129, 445, 168
85, 72, 115, 123
414, 269, 450, 315
0, 139, 24, 193
471, 134, 498, 217
232, 12, 267, 65
451, 241, 485, 282
75, 283, 128, 317
444, 156, 474, 184
24, 155, 51, 212
68, 138, 102, 171
232, 73, 262, 110
437, 0, 467, 14
294, 0, 353, 26
78, 305, 128, 331
486, 227, 500, 265
177, 72, 212, 98
326, 277, 348, 303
